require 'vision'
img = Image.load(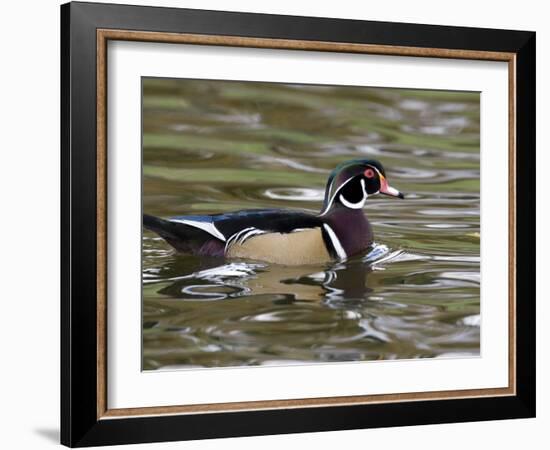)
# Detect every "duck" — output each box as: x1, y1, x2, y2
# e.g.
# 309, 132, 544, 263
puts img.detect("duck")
143, 159, 403, 265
